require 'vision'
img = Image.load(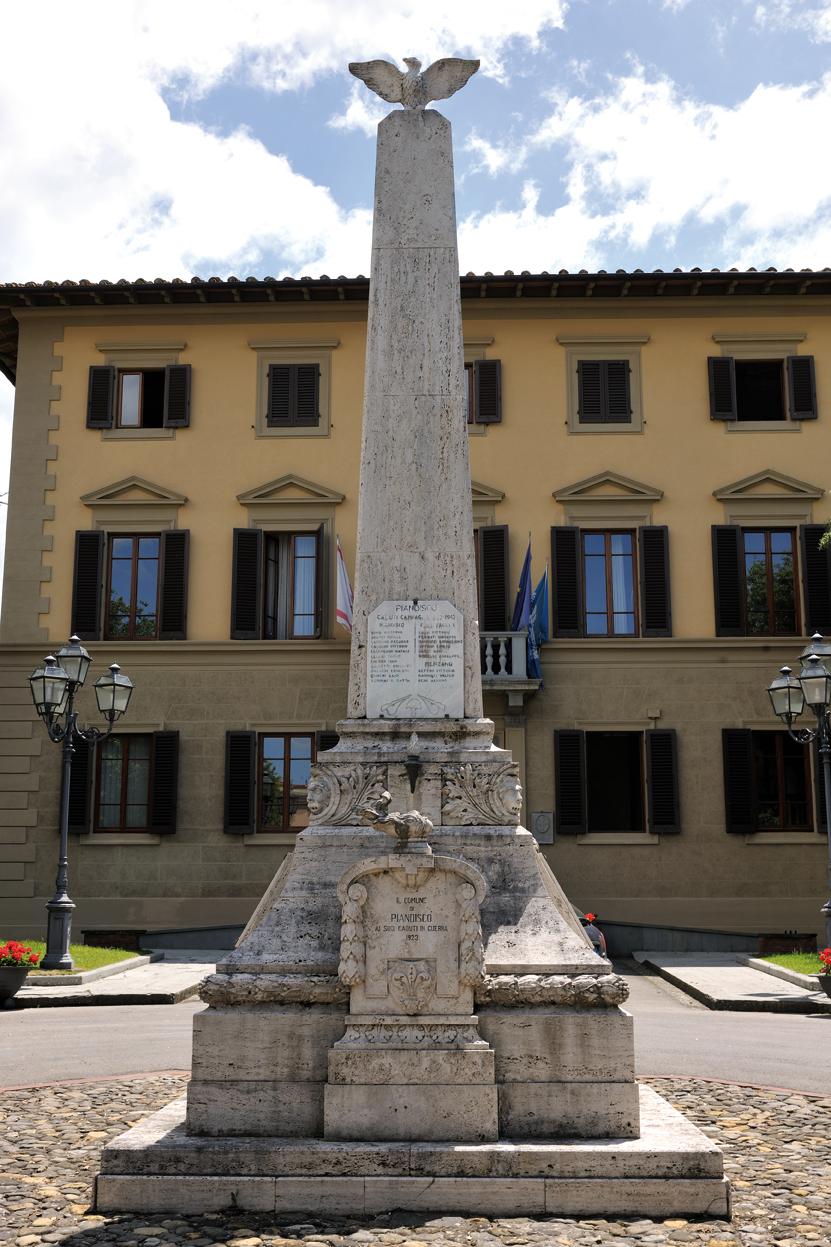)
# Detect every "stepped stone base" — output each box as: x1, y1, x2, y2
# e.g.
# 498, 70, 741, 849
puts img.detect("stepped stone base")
95, 1084, 729, 1218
